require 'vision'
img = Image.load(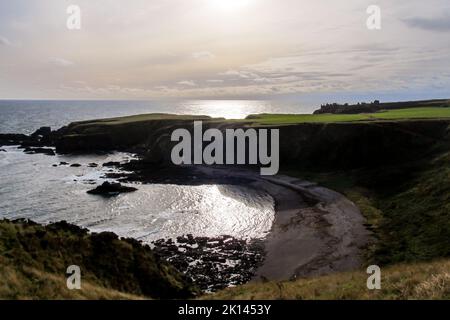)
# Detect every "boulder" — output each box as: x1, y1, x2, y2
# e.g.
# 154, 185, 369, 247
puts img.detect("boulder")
87, 181, 137, 196
0, 133, 32, 146
31, 126, 52, 138
102, 161, 121, 167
